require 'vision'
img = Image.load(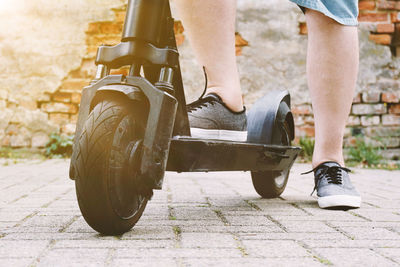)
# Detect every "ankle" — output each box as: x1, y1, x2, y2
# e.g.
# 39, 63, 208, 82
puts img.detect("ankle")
206, 87, 244, 112
312, 158, 345, 168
